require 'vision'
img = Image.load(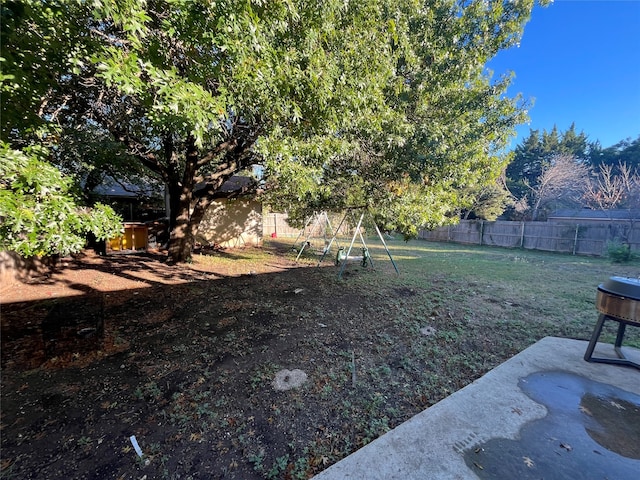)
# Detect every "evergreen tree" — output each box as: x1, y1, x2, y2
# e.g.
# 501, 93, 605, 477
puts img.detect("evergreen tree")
506, 129, 544, 201
558, 122, 589, 160
589, 136, 640, 172
541, 125, 561, 155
